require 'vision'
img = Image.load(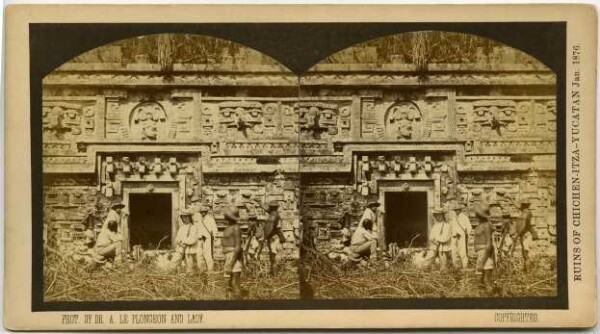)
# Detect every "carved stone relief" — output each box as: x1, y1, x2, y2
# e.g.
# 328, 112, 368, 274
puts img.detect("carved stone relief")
42, 100, 97, 141
201, 99, 352, 140
106, 97, 193, 141
129, 101, 168, 140
385, 102, 423, 139
456, 98, 556, 138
